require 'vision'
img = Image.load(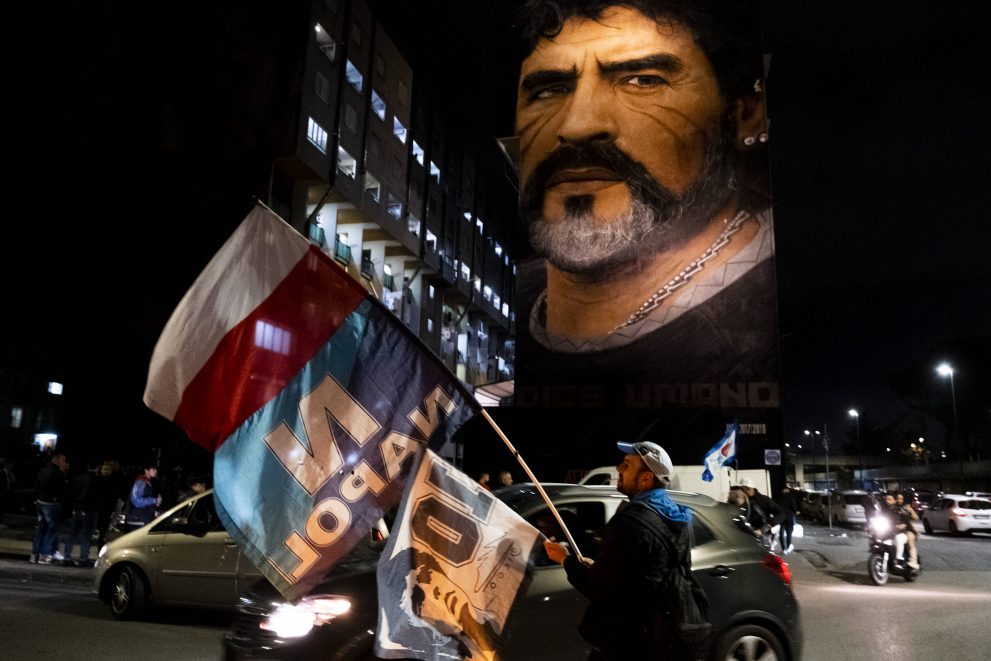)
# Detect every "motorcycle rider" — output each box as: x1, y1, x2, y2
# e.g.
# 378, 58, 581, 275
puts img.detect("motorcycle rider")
893, 492, 920, 568
882, 493, 919, 569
